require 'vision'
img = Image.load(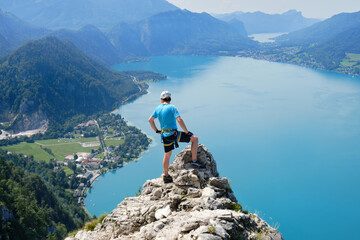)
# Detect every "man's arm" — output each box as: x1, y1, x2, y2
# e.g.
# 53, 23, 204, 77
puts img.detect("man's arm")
148, 116, 160, 133
176, 116, 189, 134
